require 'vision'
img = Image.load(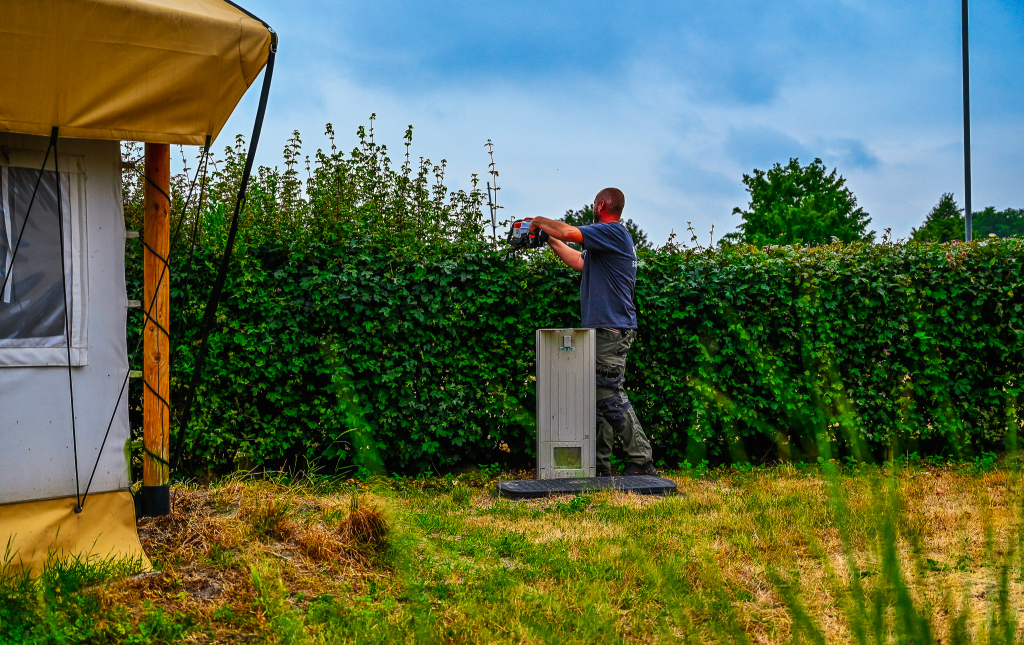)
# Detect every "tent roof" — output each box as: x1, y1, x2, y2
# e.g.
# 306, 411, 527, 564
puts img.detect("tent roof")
0, 0, 273, 146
